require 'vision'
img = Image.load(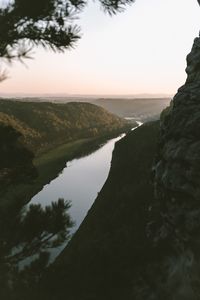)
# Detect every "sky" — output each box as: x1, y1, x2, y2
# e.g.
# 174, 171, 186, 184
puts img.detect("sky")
0, 0, 200, 96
